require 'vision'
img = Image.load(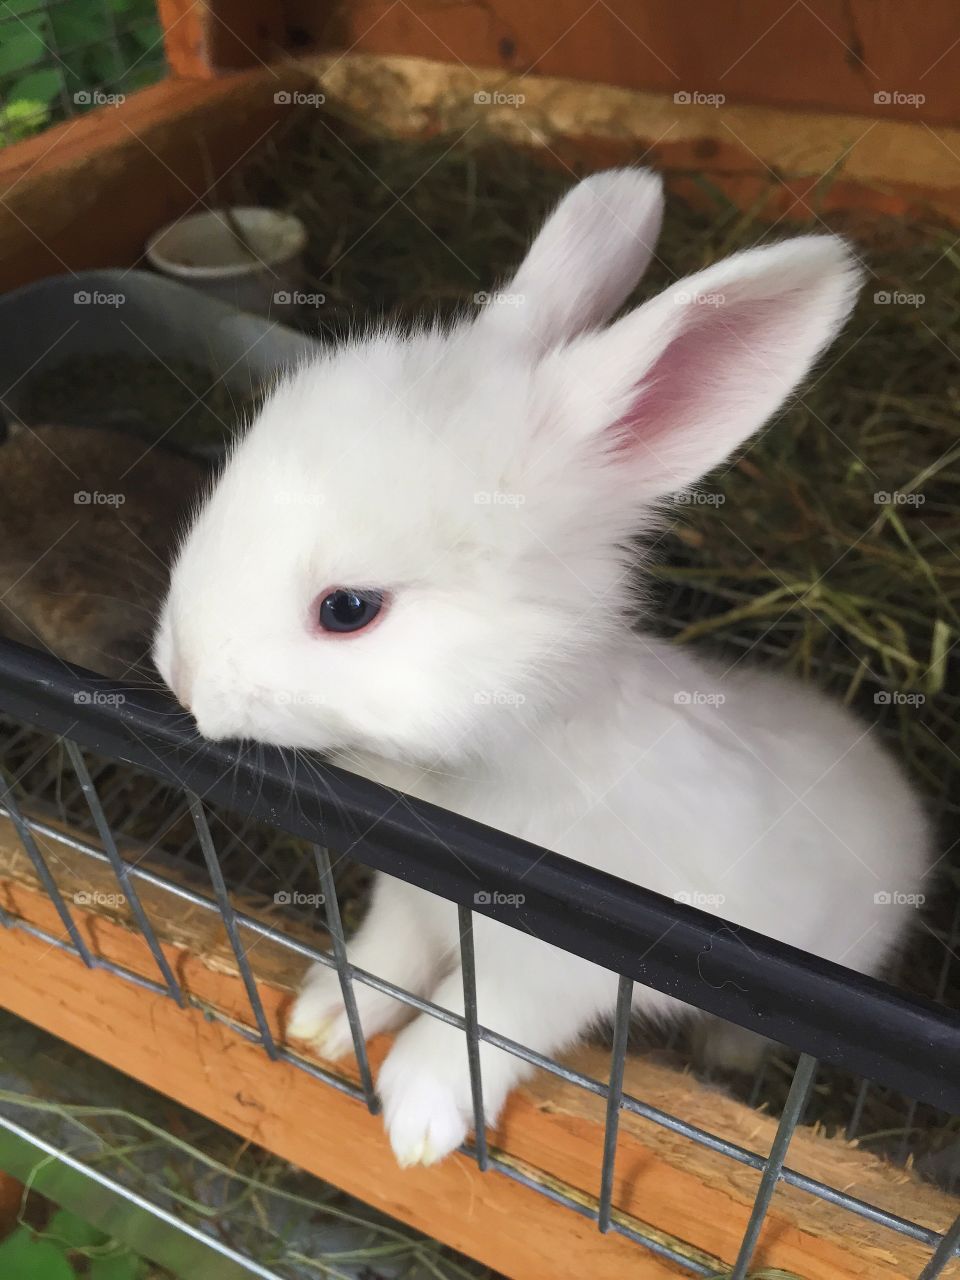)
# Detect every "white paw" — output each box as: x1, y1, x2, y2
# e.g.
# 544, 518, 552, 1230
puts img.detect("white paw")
287, 962, 342, 1042
288, 962, 403, 1060
376, 1010, 526, 1168
379, 1057, 471, 1168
